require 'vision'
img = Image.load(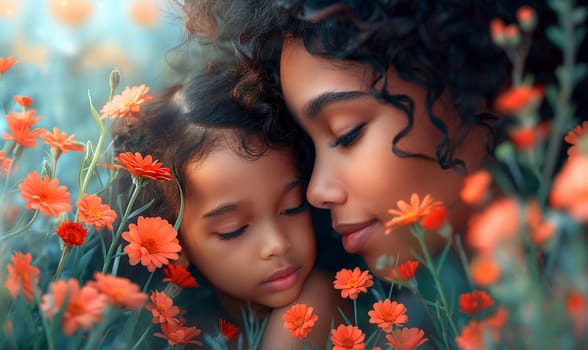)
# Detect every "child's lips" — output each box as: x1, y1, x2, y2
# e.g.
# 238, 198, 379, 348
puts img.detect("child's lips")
261, 265, 299, 292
